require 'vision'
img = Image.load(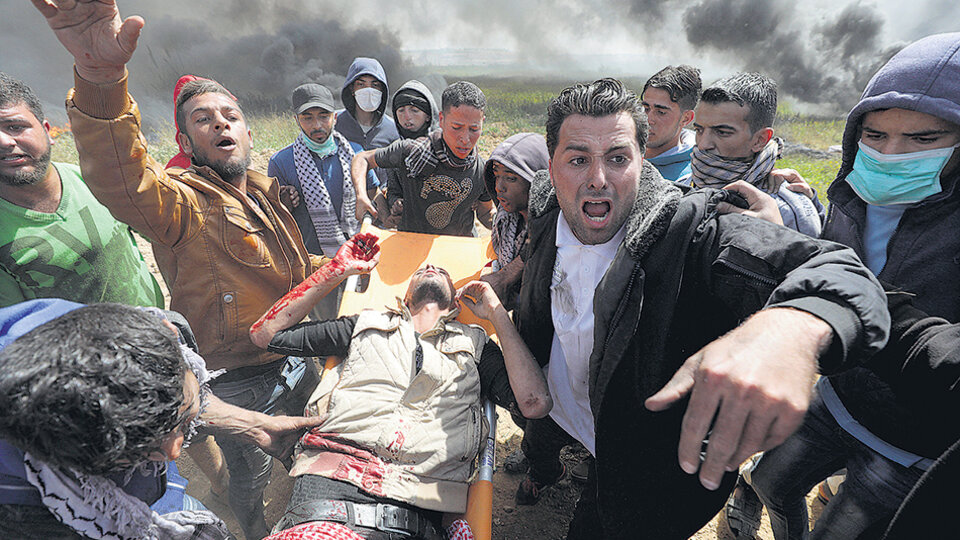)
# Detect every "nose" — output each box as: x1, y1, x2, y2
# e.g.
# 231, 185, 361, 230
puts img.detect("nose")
496, 179, 507, 193
696, 131, 714, 152
0, 130, 15, 148
586, 159, 607, 191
